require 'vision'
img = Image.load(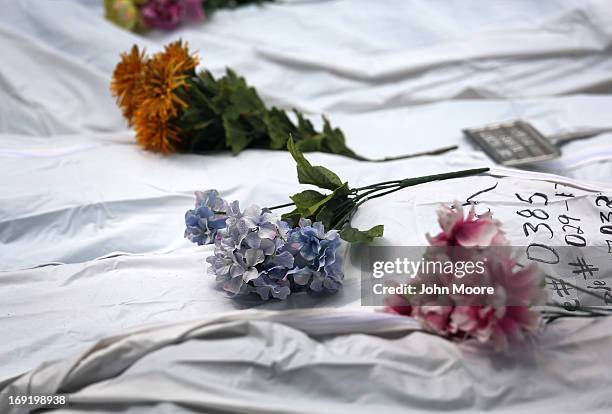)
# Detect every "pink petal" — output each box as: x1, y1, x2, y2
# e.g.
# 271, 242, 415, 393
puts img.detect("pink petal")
456, 220, 498, 247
